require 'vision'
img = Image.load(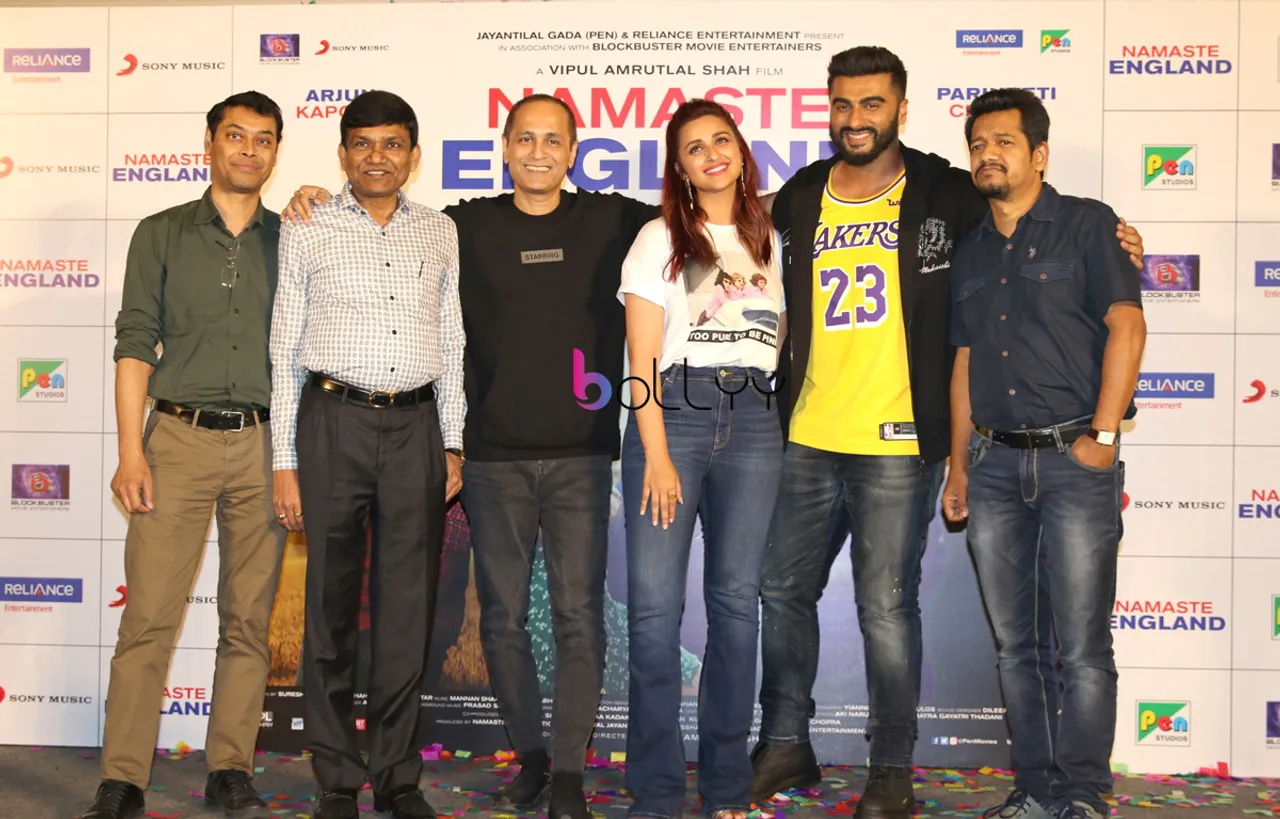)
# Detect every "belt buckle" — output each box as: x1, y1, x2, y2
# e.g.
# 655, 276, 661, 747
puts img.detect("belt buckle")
224, 411, 245, 432
367, 391, 392, 408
